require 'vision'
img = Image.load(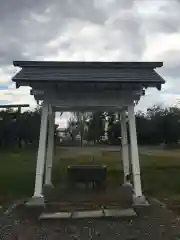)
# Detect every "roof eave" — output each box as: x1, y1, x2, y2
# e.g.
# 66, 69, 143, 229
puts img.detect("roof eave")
13, 61, 163, 68
12, 78, 165, 84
